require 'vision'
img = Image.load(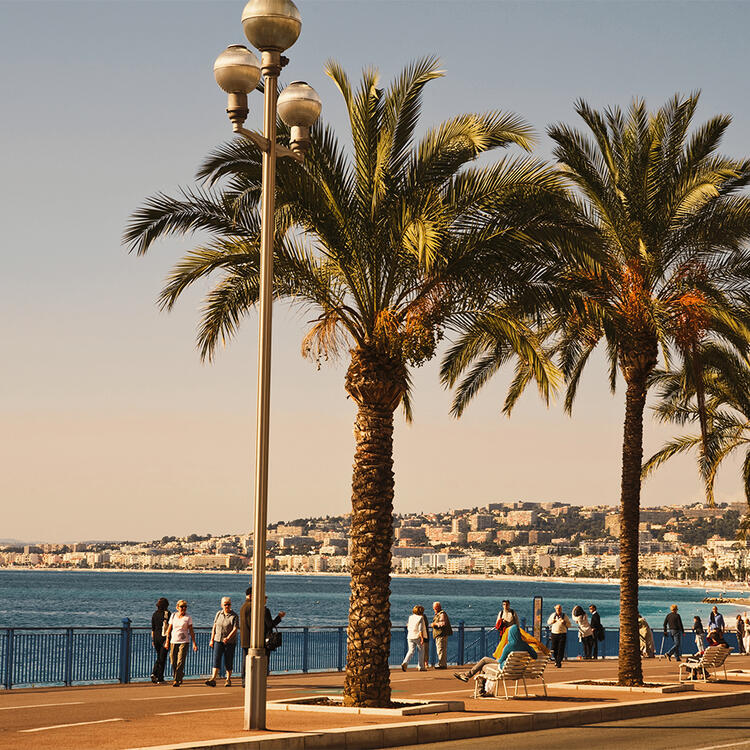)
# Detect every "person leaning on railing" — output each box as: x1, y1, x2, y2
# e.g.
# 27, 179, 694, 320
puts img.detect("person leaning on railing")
163, 600, 198, 687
